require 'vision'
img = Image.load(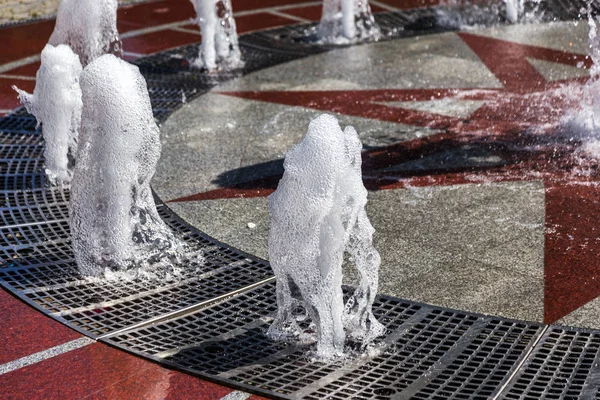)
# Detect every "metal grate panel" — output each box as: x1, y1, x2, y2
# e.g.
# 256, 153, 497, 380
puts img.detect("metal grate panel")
0, 6, 599, 399
104, 281, 545, 400
502, 327, 600, 399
